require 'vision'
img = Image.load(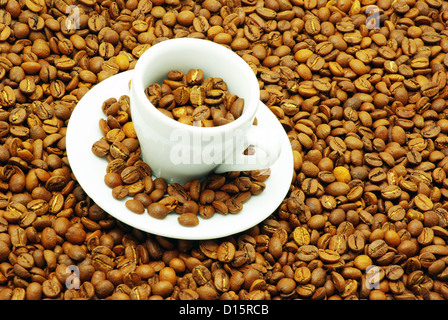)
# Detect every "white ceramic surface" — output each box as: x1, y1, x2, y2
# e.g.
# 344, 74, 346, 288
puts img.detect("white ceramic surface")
66, 70, 293, 240
130, 38, 281, 184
